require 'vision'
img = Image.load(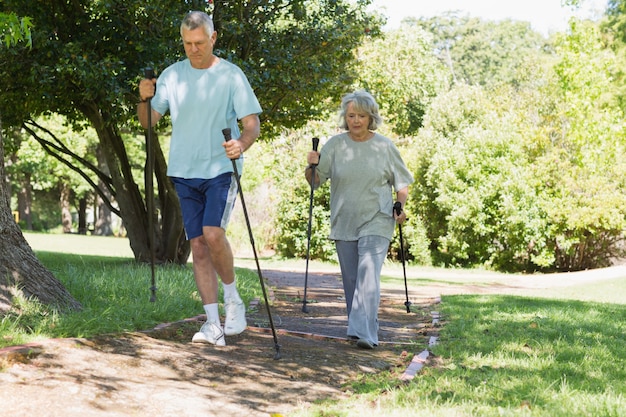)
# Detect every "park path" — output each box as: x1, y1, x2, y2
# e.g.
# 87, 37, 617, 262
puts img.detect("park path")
4, 236, 626, 416
0, 267, 440, 417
